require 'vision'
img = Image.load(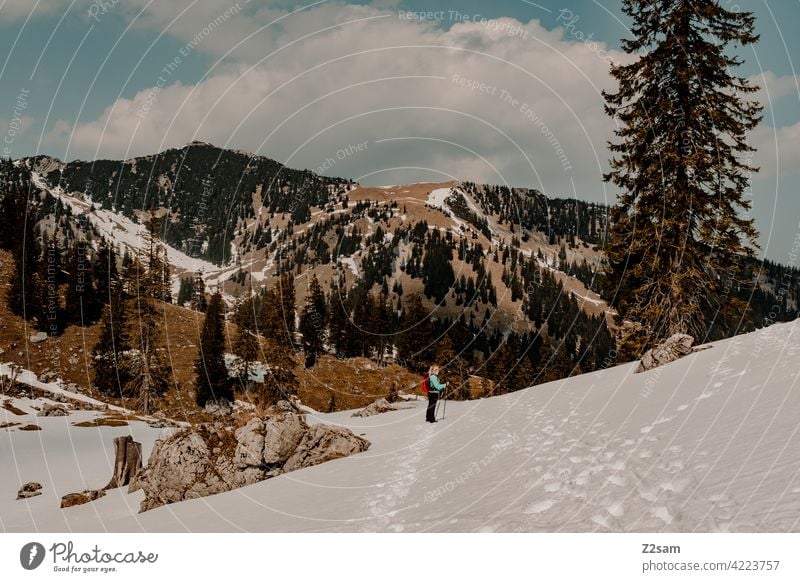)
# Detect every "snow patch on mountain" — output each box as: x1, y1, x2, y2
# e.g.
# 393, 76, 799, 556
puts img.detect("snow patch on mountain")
30, 172, 218, 276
